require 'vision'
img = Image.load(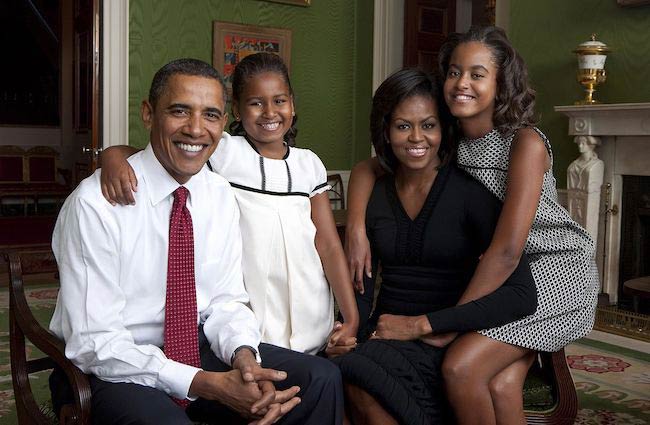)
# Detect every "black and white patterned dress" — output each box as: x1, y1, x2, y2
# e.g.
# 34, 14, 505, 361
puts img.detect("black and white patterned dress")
457, 128, 600, 352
